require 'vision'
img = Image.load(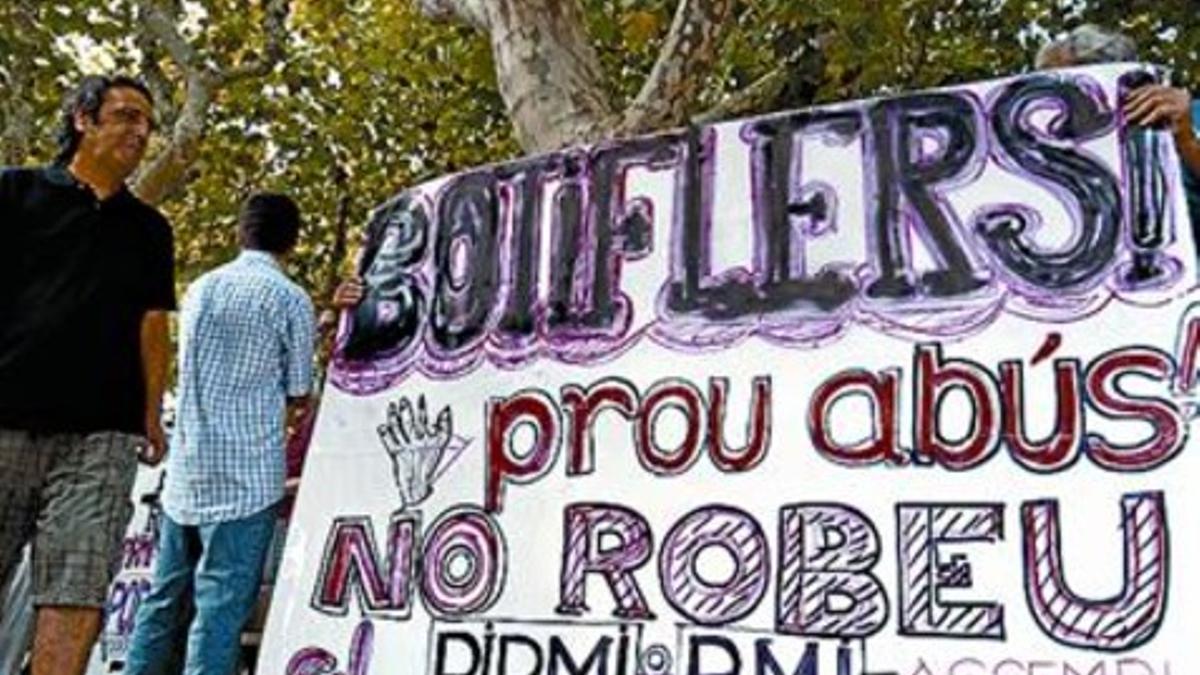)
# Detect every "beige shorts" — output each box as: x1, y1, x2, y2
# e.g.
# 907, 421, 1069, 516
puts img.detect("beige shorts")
0, 429, 139, 608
